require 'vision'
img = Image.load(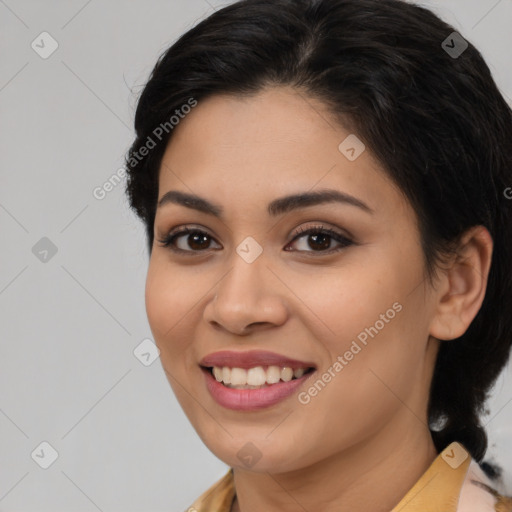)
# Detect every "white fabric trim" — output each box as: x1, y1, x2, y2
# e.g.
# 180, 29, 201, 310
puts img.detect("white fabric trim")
457, 460, 498, 511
